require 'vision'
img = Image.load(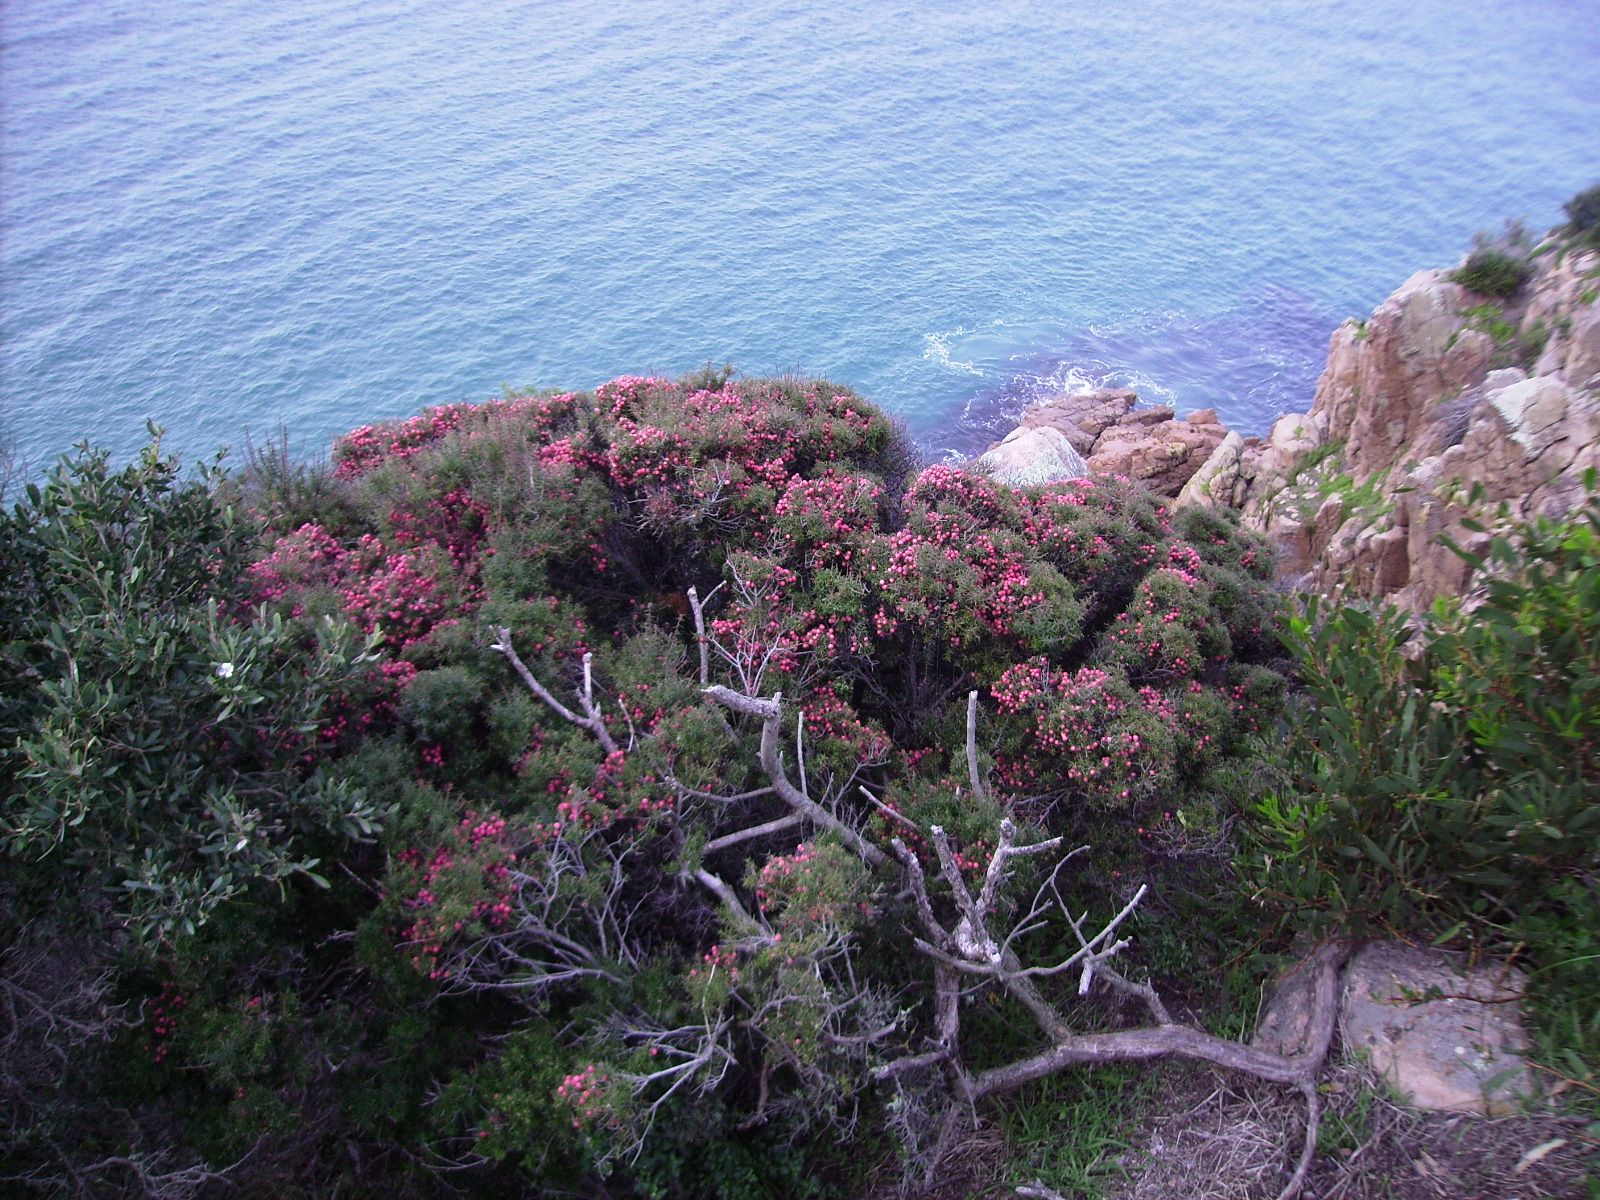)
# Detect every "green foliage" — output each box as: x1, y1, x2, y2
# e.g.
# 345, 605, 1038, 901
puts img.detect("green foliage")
1563, 181, 1600, 248
0, 433, 387, 939
399, 665, 486, 744
995, 1066, 1141, 1198
3, 374, 1293, 1197
1456, 301, 1549, 370
1284, 438, 1346, 487
1249, 479, 1600, 1094
430, 1019, 594, 1187
1451, 247, 1532, 298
